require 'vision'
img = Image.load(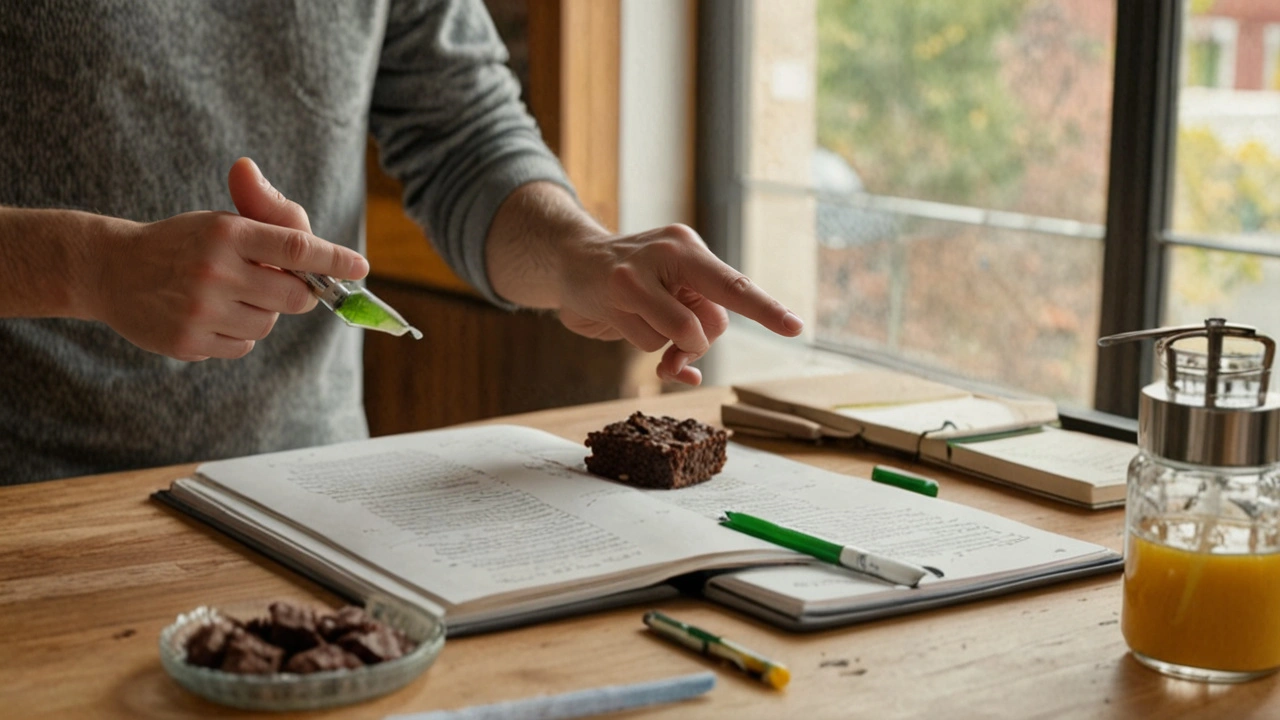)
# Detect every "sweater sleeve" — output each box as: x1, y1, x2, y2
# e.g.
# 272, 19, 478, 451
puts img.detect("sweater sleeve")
369, 0, 574, 308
